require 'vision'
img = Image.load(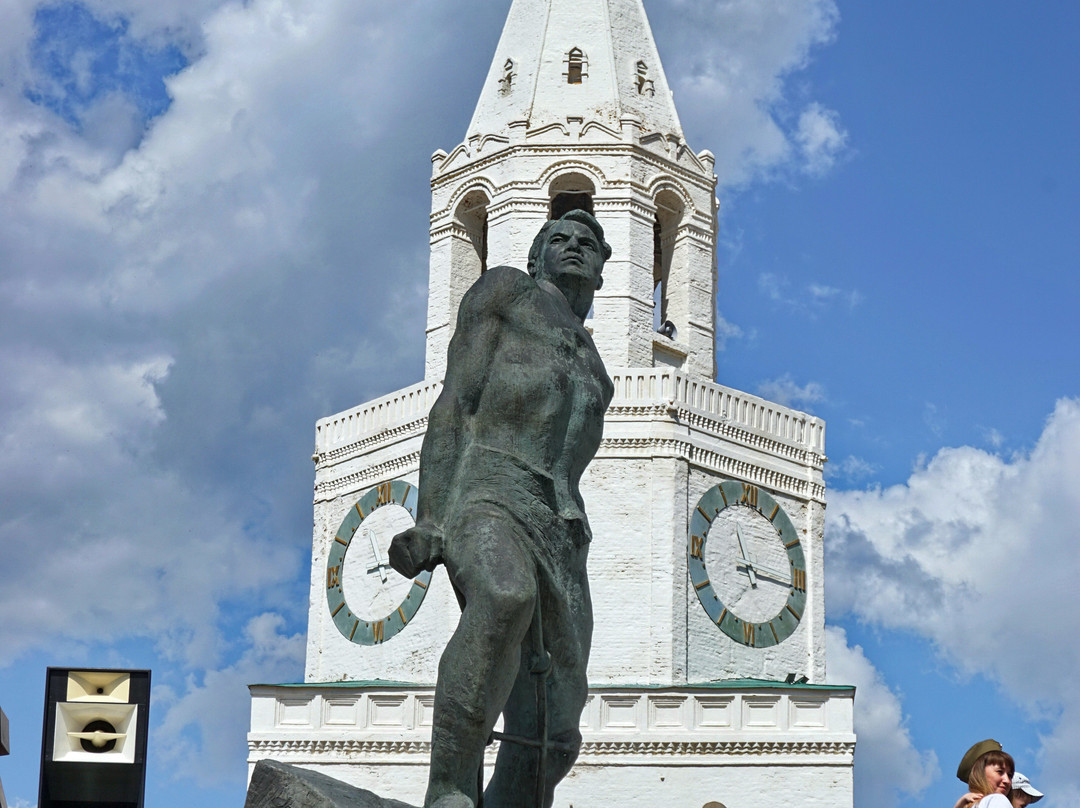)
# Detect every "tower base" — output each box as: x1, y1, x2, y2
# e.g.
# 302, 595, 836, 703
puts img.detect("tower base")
248, 680, 855, 807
